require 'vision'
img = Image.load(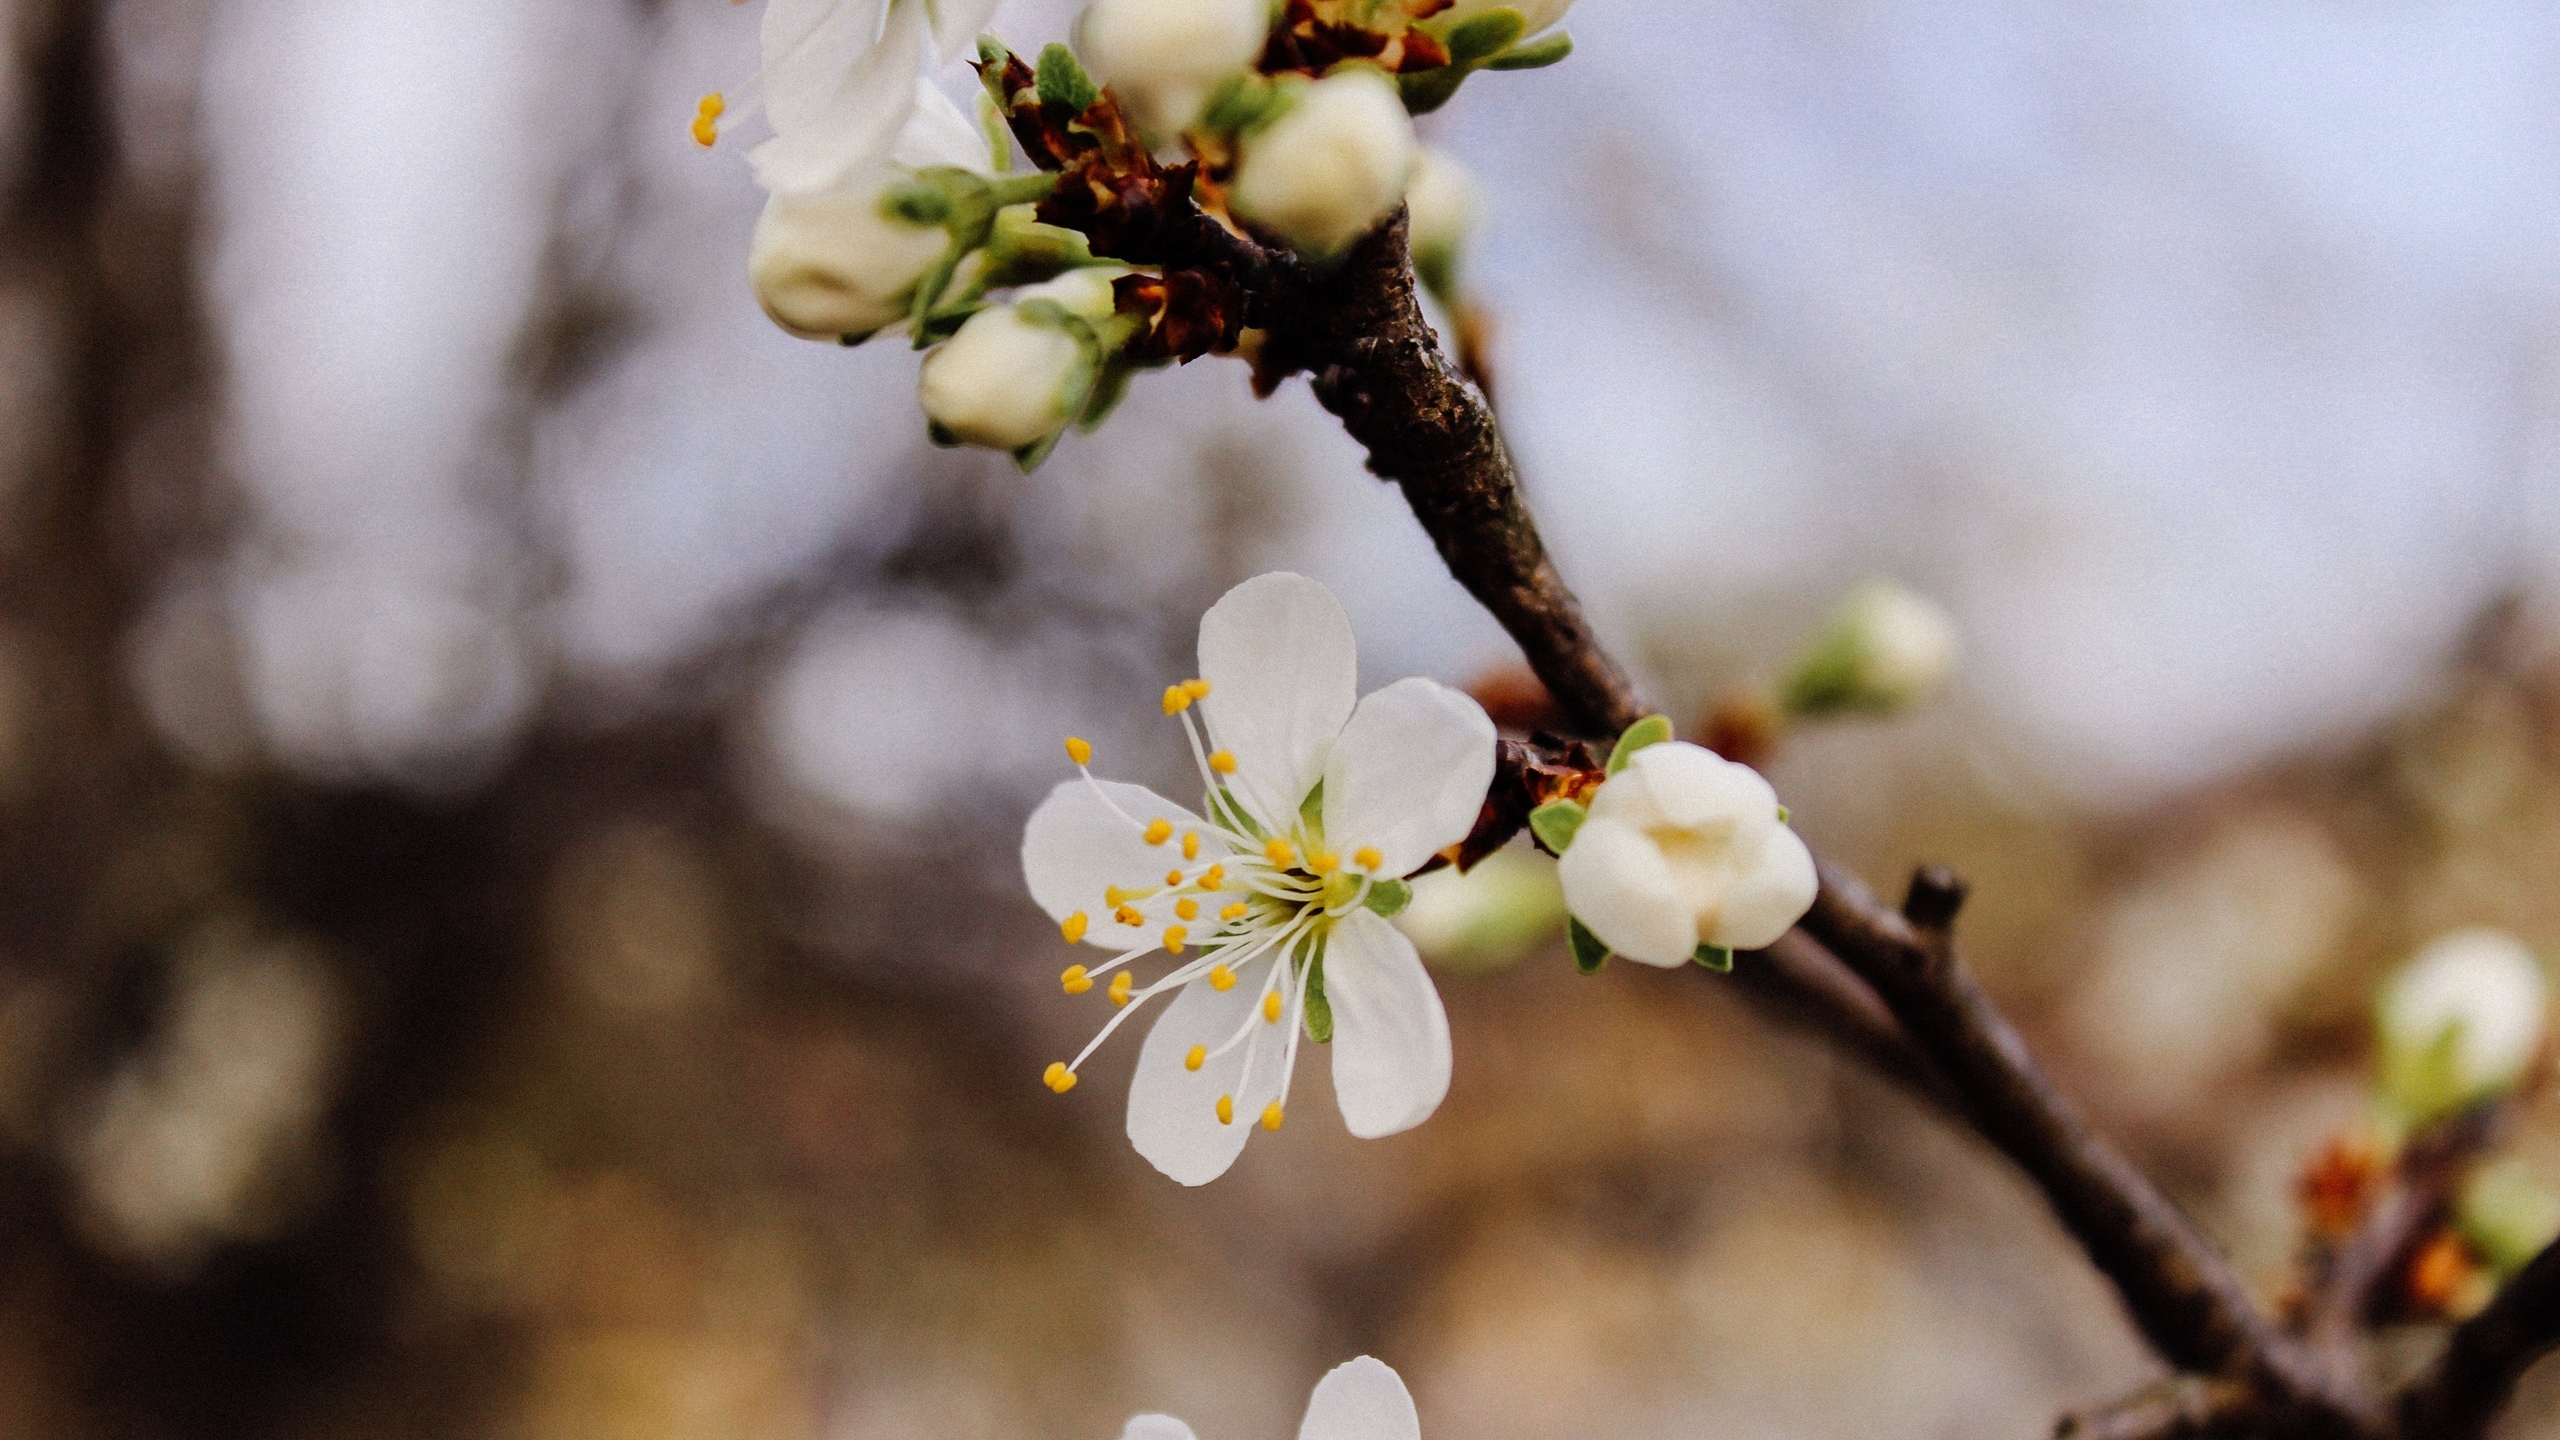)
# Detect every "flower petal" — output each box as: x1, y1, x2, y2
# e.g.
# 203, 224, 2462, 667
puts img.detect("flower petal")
1298, 1357, 1420, 1440
1195, 573, 1358, 835
1122, 1418, 1199, 1440
1127, 953, 1290, 1185
1321, 911, 1451, 1139
750, 0, 929, 196
1555, 815, 1695, 966
1022, 780, 1220, 951
1617, 742, 1777, 850
1320, 678, 1495, 877
925, 0, 1003, 60
890, 75, 990, 171
1703, 824, 1818, 951
762, 0, 890, 133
